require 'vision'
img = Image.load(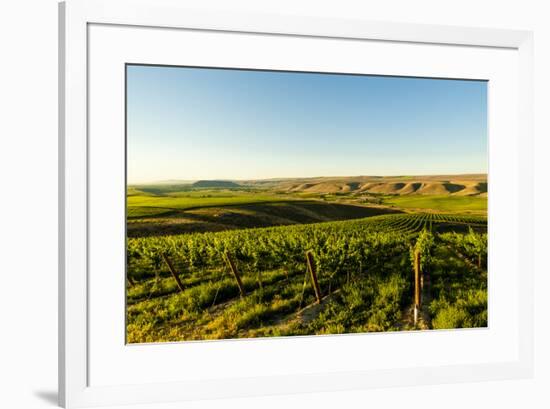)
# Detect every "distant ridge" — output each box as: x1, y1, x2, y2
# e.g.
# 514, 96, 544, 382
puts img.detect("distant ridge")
244, 174, 488, 196
133, 174, 487, 196
192, 180, 241, 188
